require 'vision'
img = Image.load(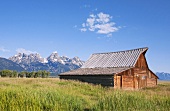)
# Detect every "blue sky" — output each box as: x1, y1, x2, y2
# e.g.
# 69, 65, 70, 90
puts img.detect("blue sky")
0, 0, 170, 73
